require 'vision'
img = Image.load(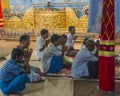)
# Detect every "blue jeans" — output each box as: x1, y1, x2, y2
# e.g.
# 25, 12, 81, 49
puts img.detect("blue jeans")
0, 74, 30, 95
